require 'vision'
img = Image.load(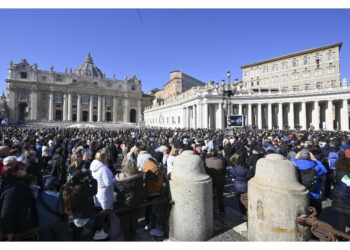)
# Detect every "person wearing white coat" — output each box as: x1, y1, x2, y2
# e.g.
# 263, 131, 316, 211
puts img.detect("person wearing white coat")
90, 149, 117, 240
90, 150, 117, 210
